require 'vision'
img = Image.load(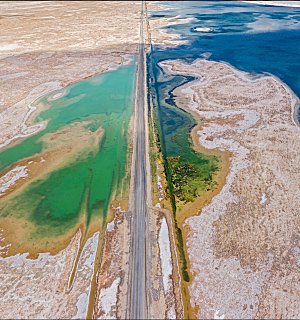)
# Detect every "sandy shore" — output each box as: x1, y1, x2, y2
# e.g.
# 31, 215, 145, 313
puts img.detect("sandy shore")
0, 54, 135, 153
160, 58, 300, 319
146, 1, 197, 48
0, 81, 60, 149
